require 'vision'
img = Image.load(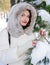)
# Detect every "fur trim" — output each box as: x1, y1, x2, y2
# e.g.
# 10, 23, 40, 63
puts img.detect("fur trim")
7, 2, 37, 38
